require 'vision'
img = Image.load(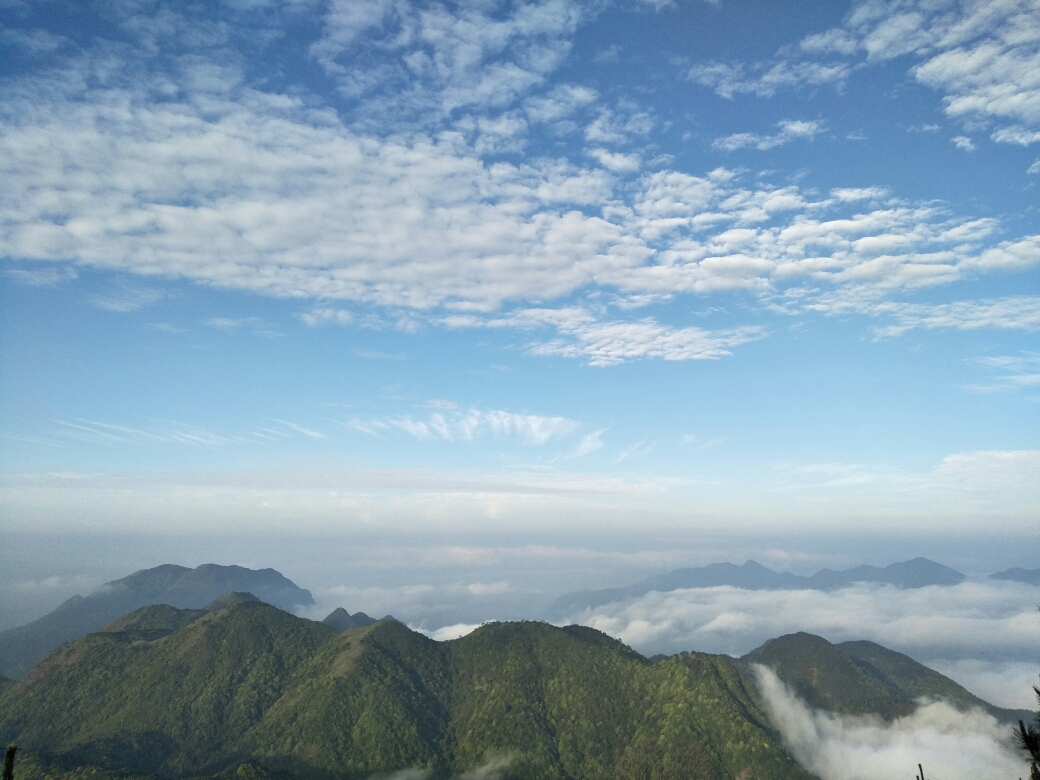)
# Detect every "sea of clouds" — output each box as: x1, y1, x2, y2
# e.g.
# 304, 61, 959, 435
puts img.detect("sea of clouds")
560, 579, 1040, 710
753, 666, 1025, 780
